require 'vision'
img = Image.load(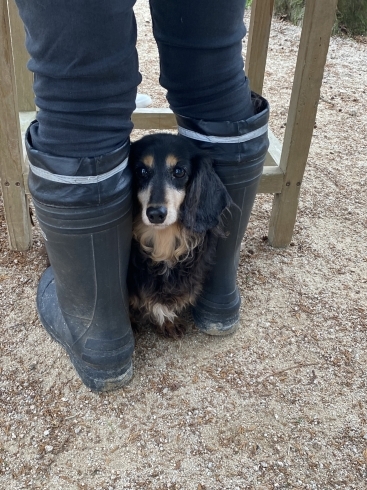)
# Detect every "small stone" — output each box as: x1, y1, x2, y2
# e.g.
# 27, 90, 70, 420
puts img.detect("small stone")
162, 388, 169, 394
44, 430, 50, 436
45, 445, 53, 453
